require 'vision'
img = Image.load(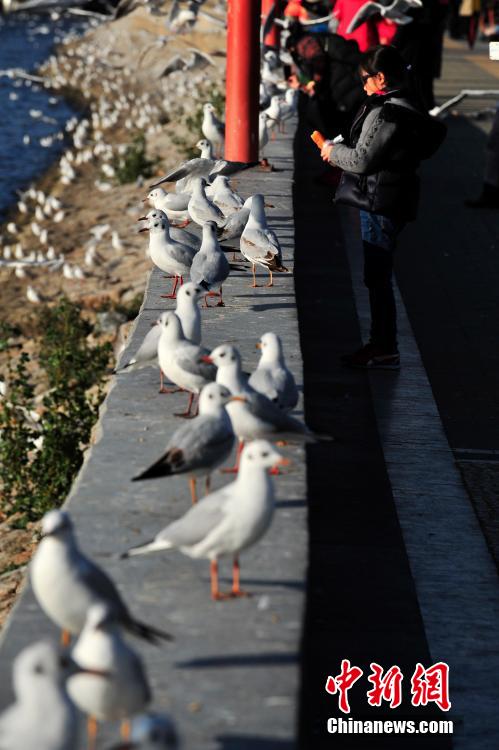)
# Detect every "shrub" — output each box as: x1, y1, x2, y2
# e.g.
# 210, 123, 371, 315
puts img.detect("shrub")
112, 133, 157, 184
0, 299, 112, 524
